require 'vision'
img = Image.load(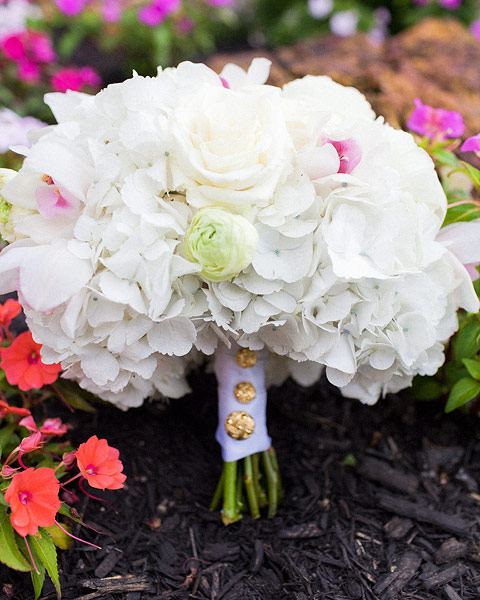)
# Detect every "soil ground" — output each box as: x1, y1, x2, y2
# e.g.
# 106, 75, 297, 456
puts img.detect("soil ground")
2, 371, 480, 600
